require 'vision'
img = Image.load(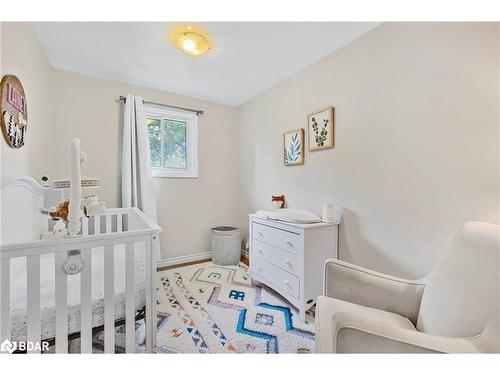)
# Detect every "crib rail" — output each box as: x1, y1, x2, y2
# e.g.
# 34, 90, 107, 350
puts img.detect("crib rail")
0, 207, 160, 354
